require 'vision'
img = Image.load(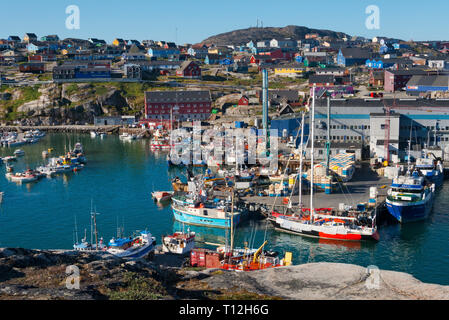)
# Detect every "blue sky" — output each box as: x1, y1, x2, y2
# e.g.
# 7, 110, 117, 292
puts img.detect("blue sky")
1, 0, 447, 44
